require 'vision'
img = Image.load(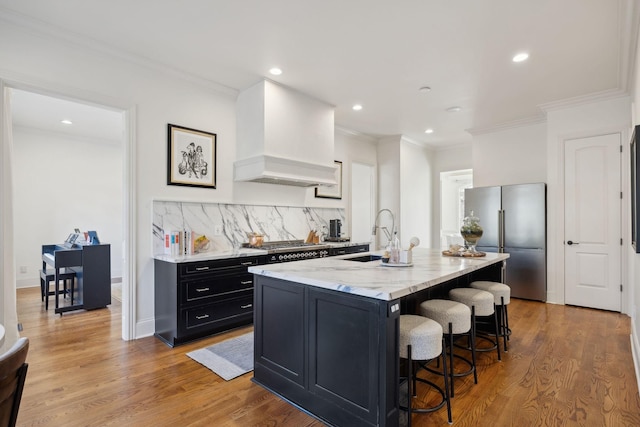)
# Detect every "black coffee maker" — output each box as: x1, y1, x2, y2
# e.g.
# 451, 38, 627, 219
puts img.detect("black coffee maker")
329, 219, 342, 239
